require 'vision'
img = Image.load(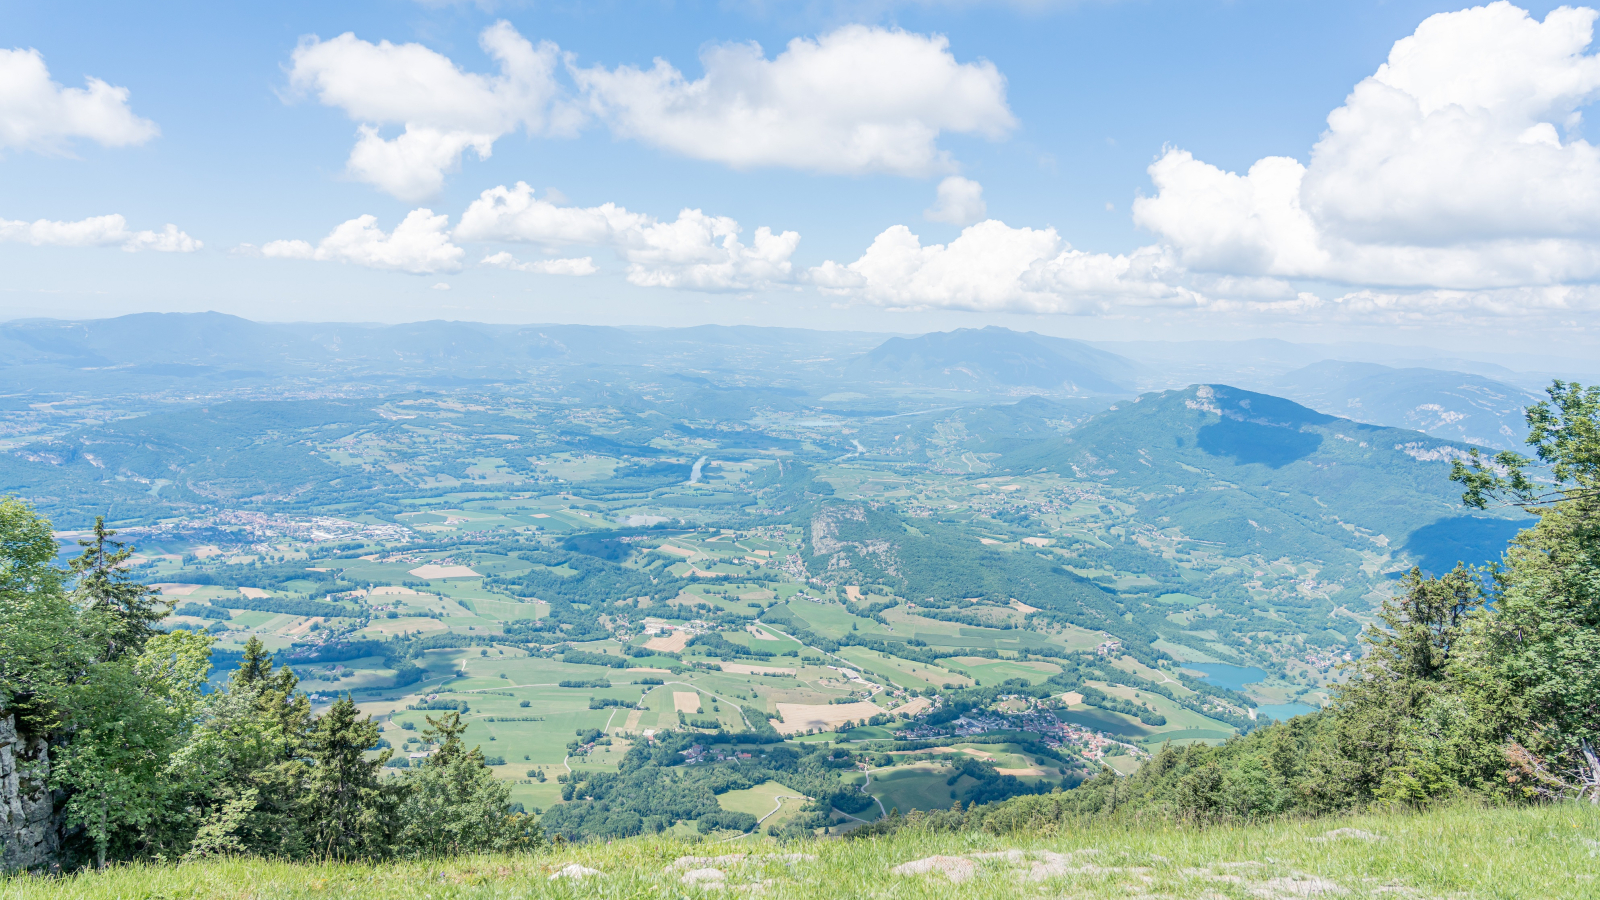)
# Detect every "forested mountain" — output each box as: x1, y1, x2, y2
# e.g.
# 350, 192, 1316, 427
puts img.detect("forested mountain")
846, 326, 1136, 393
1000, 385, 1524, 575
